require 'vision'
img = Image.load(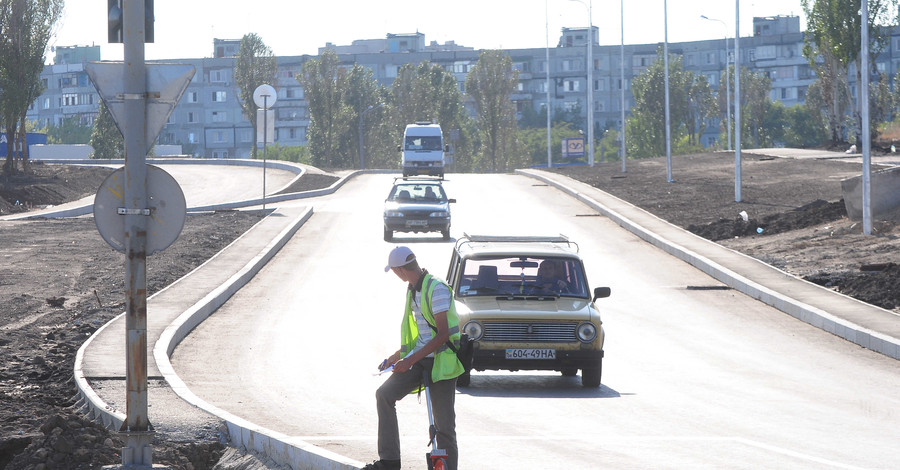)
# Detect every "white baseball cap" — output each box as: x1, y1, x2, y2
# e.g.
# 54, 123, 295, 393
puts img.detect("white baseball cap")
385, 246, 416, 272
